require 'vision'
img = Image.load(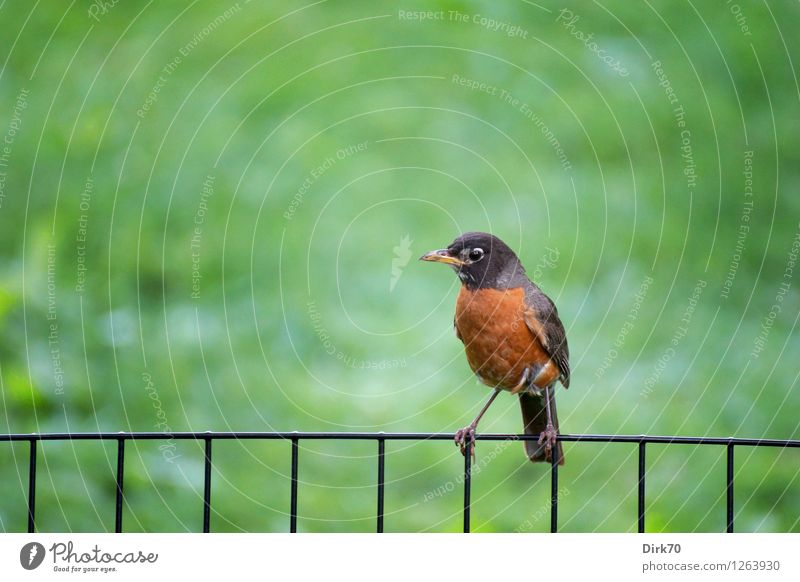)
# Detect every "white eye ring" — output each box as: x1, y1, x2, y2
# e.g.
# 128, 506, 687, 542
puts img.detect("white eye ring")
468, 248, 484, 262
